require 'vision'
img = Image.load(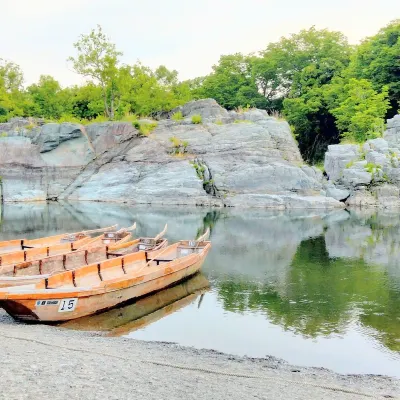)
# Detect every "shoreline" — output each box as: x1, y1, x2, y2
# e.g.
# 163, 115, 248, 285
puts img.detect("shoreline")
0, 311, 399, 400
